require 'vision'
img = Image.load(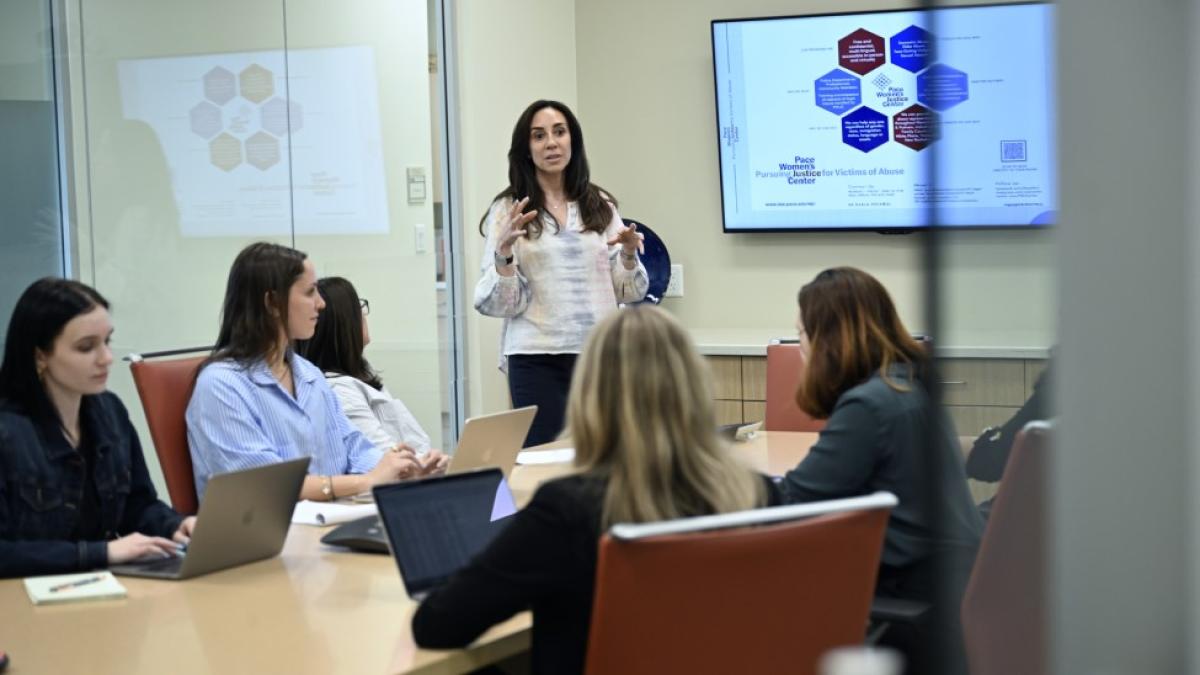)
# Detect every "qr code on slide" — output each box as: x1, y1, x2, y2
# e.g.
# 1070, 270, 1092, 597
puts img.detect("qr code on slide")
1000, 140, 1027, 162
